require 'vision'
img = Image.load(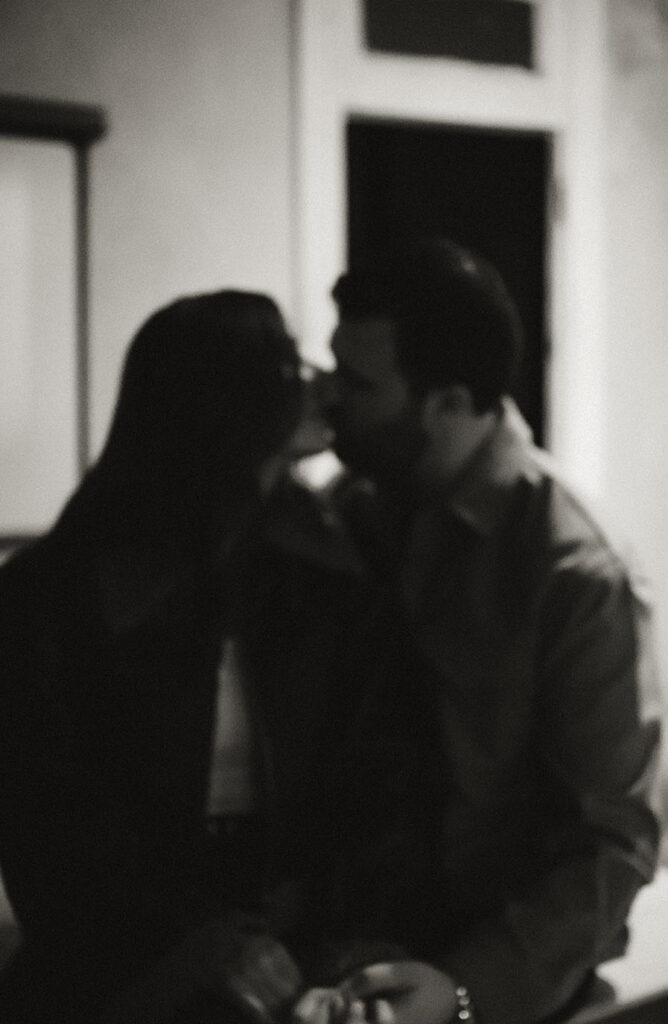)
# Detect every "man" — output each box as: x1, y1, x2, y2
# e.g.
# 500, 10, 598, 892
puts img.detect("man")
303, 239, 662, 1024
